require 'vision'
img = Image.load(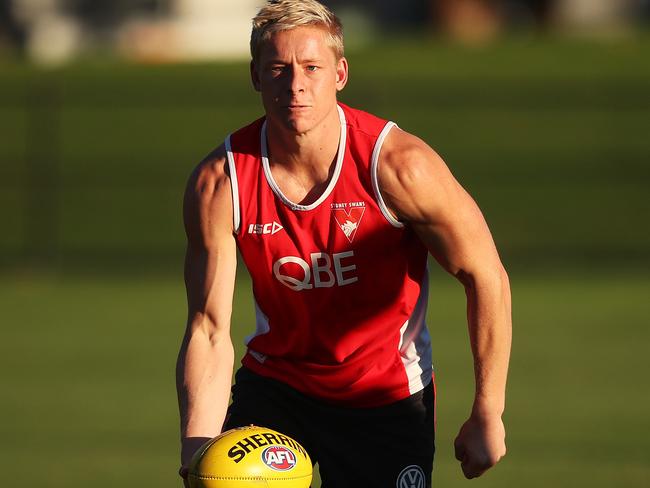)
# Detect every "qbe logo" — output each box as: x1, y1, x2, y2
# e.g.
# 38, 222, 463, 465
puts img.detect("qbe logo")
396, 465, 425, 488
273, 251, 358, 291
261, 445, 297, 471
